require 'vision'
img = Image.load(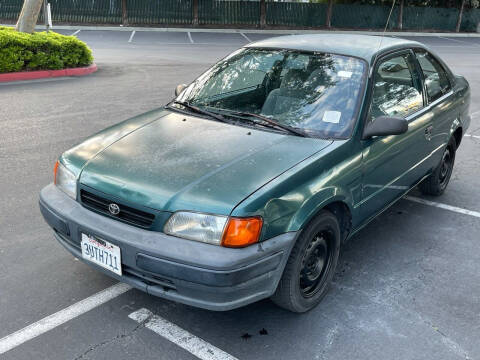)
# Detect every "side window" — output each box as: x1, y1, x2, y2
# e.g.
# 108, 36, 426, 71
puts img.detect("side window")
370, 53, 423, 121
415, 51, 451, 102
